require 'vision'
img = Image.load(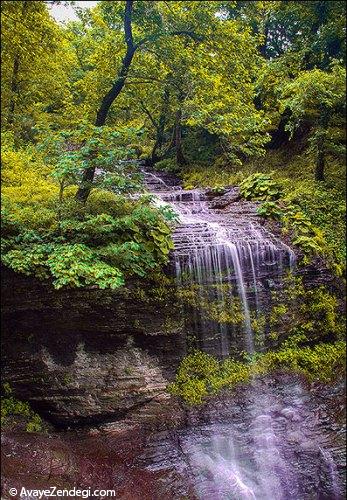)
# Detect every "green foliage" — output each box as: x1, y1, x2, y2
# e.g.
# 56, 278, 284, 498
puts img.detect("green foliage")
242, 157, 345, 272
1, 141, 174, 289
168, 350, 220, 405
1, 198, 174, 289
1, 0, 74, 141
181, 128, 222, 166
257, 197, 337, 266
240, 173, 283, 201
283, 182, 346, 270
169, 340, 346, 405
282, 205, 327, 261
279, 62, 345, 181
155, 158, 180, 174
268, 275, 345, 342
178, 285, 245, 326
256, 201, 284, 219
280, 63, 346, 137
36, 125, 145, 197
1, 383, 43, 432
1, 1, 346, 290
183, 165, 245, 190
157, 204, 180, 223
